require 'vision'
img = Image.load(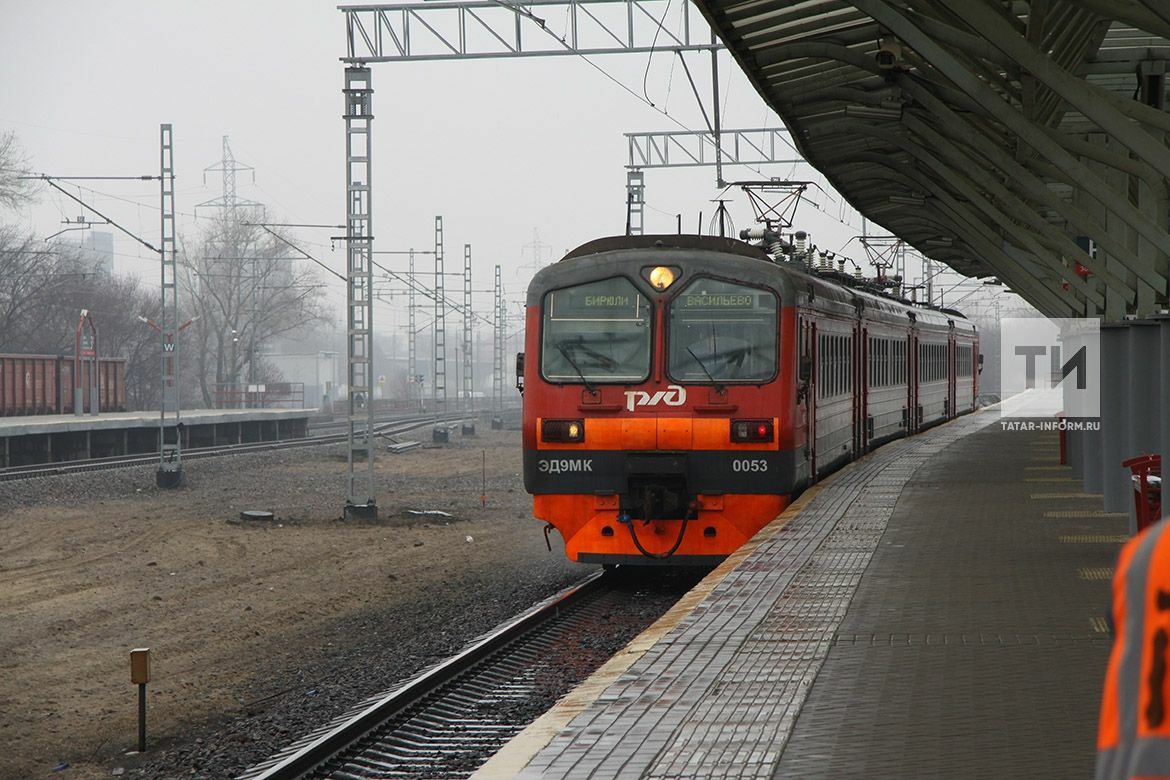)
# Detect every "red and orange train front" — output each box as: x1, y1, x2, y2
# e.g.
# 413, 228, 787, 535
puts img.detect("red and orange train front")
521, 236, 807, 566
